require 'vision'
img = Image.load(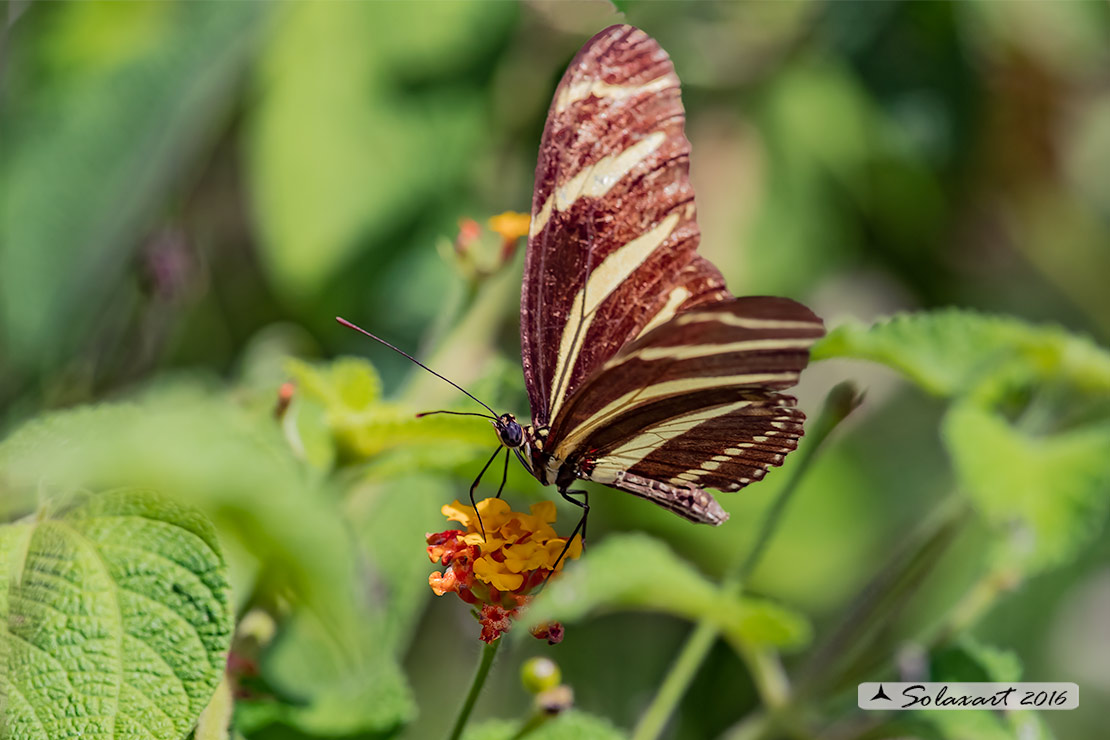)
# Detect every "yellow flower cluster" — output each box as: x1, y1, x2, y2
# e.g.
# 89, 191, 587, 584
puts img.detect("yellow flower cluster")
426, 497, 582, 643
443, 499, 581, 592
